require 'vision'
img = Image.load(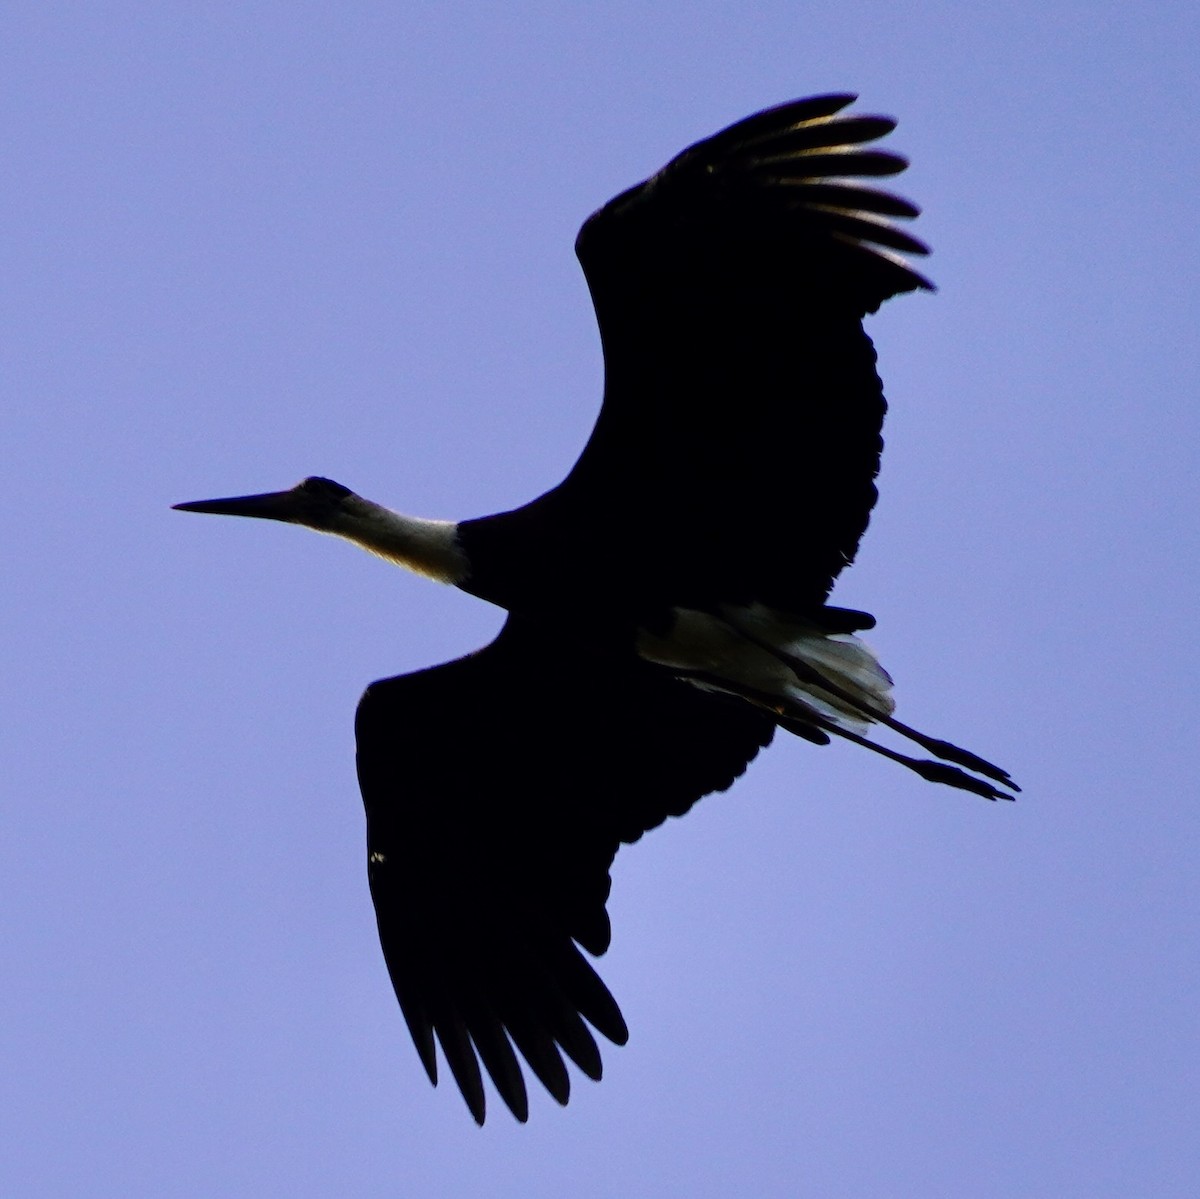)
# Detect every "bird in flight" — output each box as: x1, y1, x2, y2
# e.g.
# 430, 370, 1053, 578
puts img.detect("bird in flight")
176, 93, 1016, 1125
